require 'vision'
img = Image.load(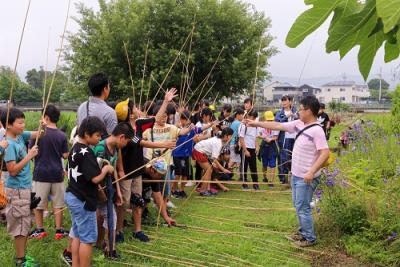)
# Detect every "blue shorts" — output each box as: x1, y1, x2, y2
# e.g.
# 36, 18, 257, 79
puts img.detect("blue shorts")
65, 192, 98, 244
261, 153, 277, 168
